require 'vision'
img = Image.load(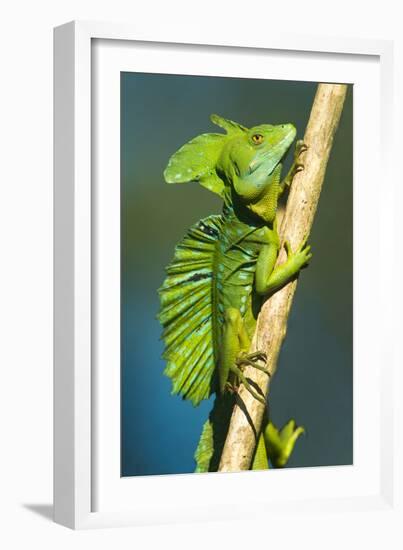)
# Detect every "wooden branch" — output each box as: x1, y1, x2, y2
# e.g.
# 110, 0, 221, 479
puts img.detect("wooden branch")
218, 83, 348, 472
